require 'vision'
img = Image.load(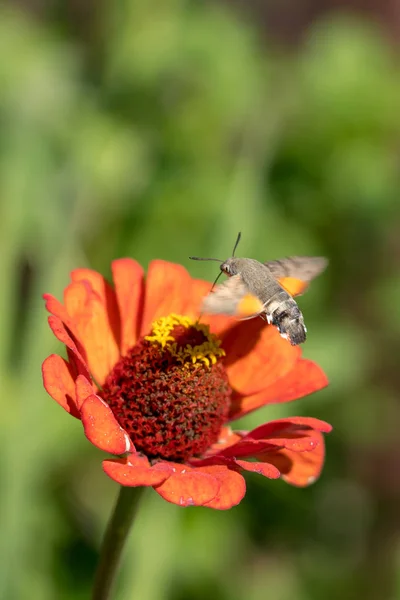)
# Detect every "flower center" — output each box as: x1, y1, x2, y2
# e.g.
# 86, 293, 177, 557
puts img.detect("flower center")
102, 315, 231, 461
